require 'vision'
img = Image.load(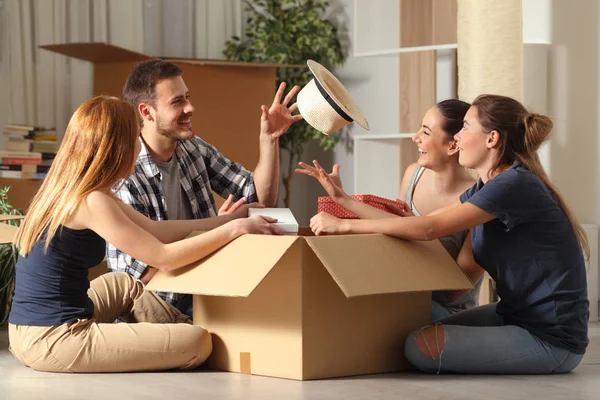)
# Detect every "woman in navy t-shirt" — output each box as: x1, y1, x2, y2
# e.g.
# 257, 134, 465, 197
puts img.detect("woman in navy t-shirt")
308, 94, 589, 374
